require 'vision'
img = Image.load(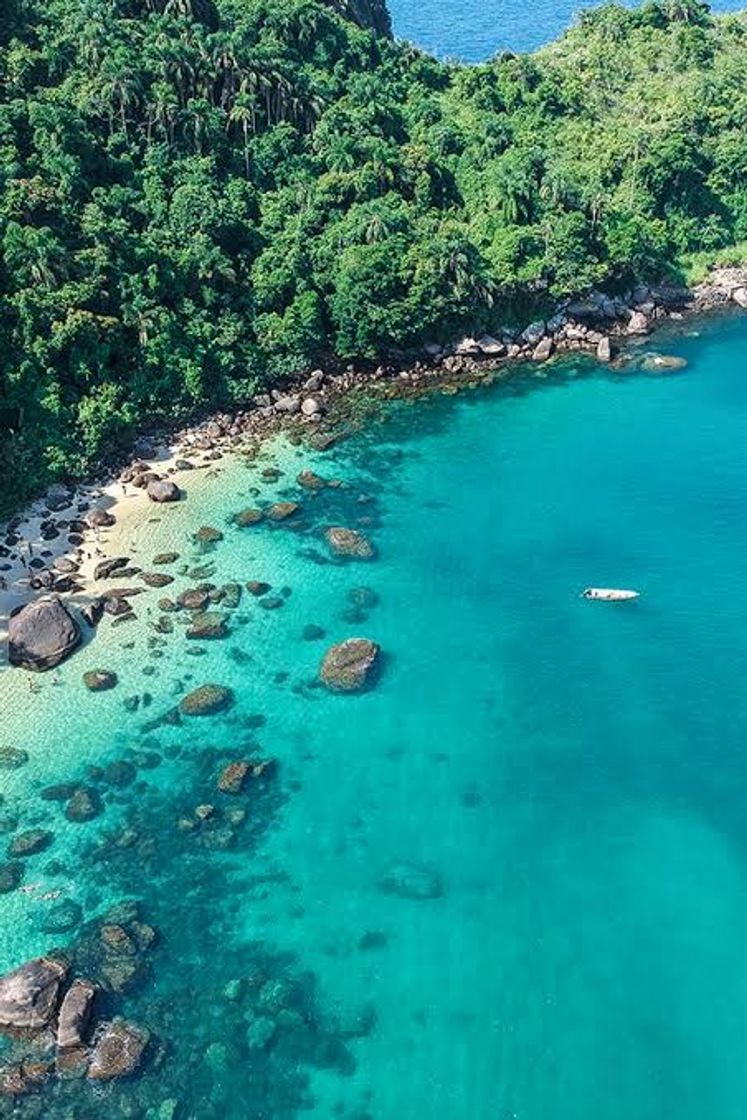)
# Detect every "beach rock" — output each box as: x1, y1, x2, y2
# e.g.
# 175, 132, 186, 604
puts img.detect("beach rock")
532, 336, 554, 362
87, 508, 116, 529
57, 979, 97, 1049
87, 1018, 149, 1080
177, 587, 211, 611
83, 670, 118, 692
301, 397, 322, 417
297, 470, 327, 490
320, 638, 380, 693
8, 597, 80, 671
627, 310, 650, 335
8, 829, 53, 858
597, 336, 613, 362
379, 861, 443, 900
186, 612, 228, 640
152, 552, 179, 565
195, 526, 223, 544
274, 395, 300, 414
94, 557, 130, 580
732, 287, 747, 309
42, 900, 83, 935
0, 748, 29, 770
180, 684, 234, 716
0, 957, 68, 1029
477, 334, 505, 356
65, 788, 103, 823
267, 502, 300, 521
0, 864, 22, 894
325, 526, 375, 559
235, 508, 264, 527
147, 479, 181, 503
